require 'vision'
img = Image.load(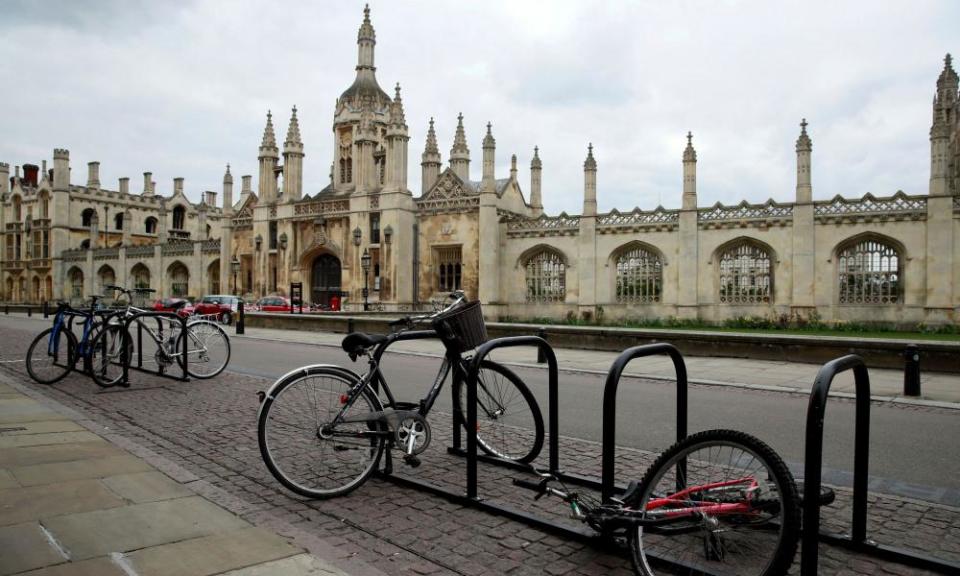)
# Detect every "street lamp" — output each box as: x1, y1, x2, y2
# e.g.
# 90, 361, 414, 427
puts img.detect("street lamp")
360, 249, 371, 311
231, 256, 240, 295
